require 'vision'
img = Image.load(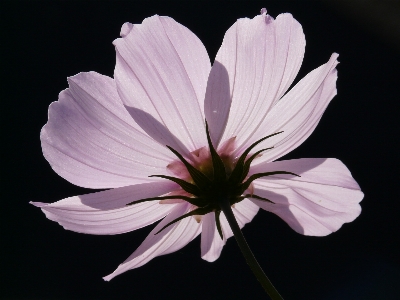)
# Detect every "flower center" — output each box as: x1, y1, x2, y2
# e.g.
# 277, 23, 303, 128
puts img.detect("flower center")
127, 121, 298, 239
